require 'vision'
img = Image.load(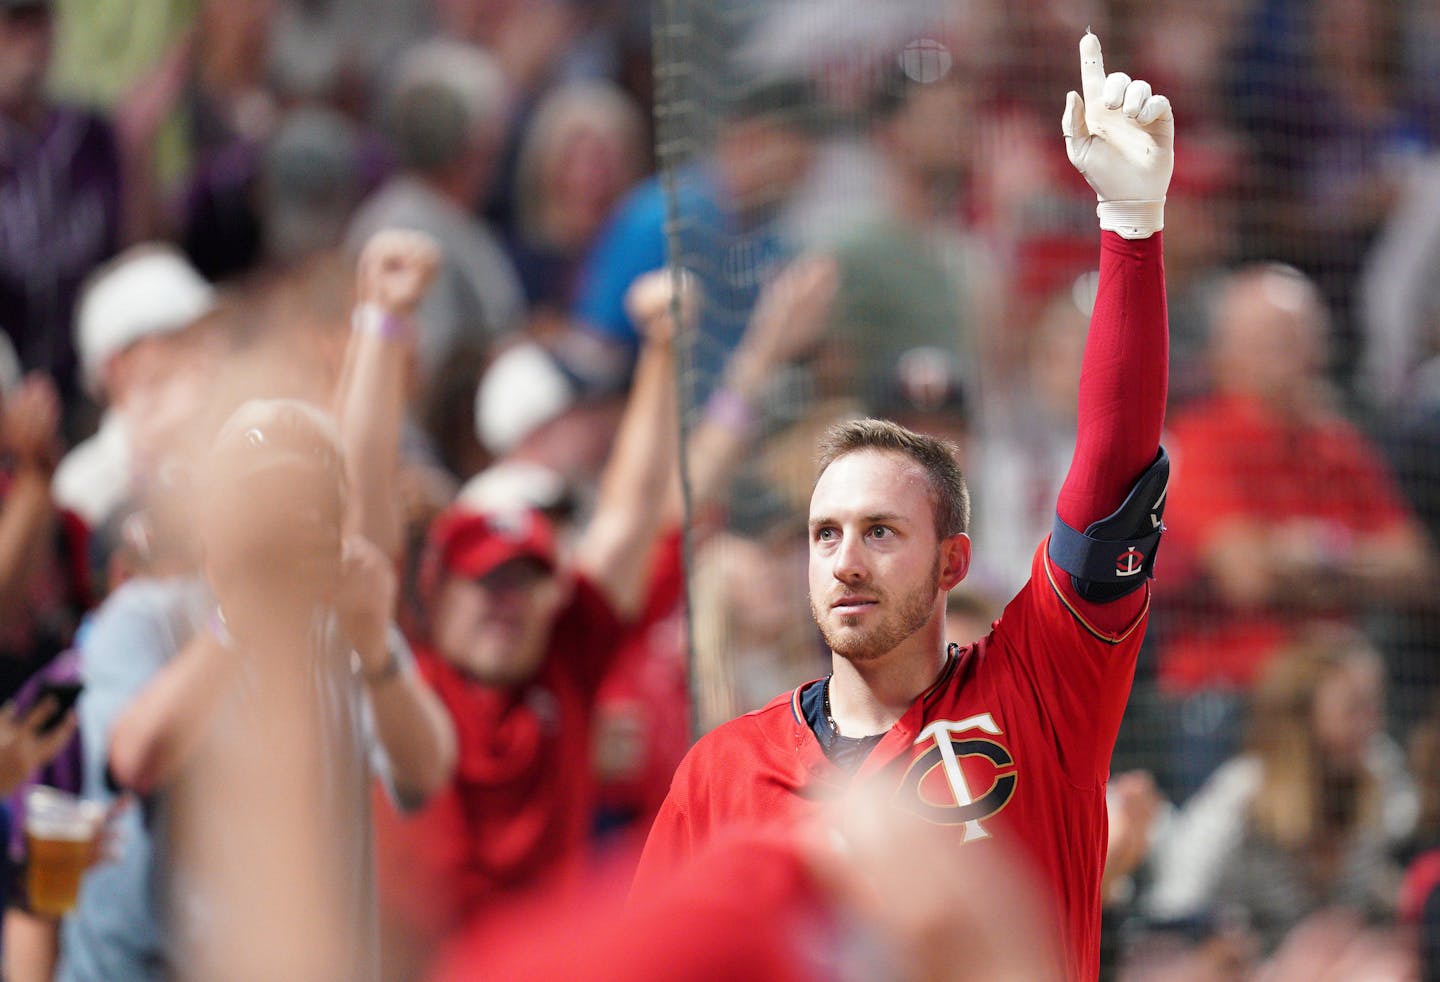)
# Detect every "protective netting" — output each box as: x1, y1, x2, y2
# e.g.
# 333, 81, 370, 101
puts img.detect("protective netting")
657, 0, 1440, 968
